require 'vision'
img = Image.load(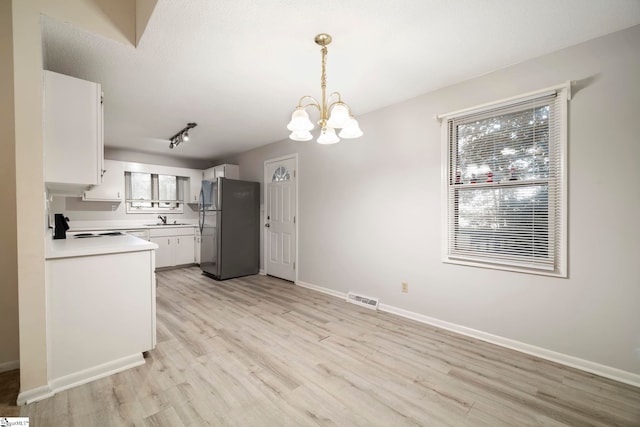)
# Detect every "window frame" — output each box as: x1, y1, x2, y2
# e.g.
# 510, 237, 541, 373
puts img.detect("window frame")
125, 172, 185, 214
439, 83, 570, 277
